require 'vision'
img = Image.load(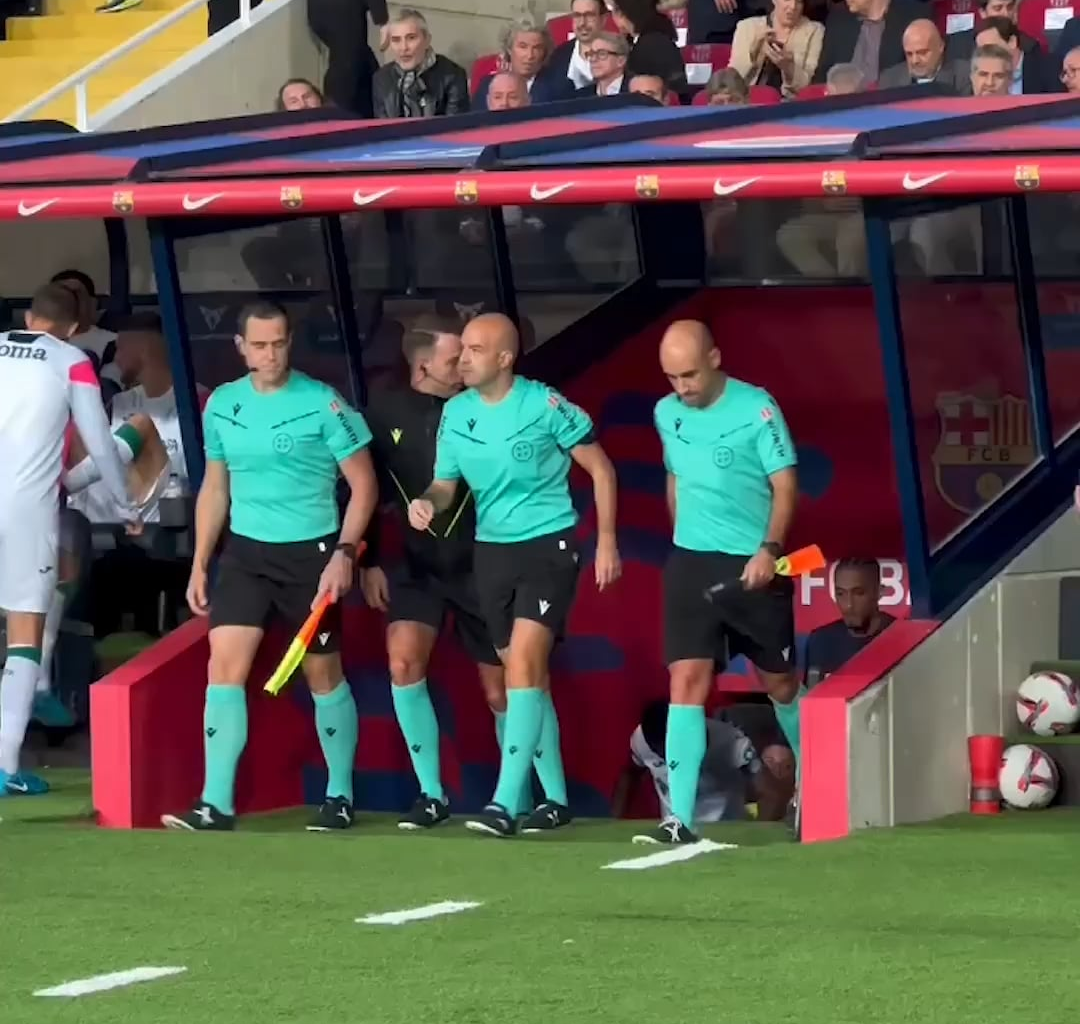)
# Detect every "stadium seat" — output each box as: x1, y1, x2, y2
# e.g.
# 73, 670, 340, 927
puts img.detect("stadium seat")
666, 5, 689, 45
797, 83, 829, 99
933, 0, 978, 36
749, 84, 782, 103
691, 89, 710, 104
1017, 0, 1070, 51
682, 43, 731, 86
547, 12, 576, 45
470, 53, 507, 96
